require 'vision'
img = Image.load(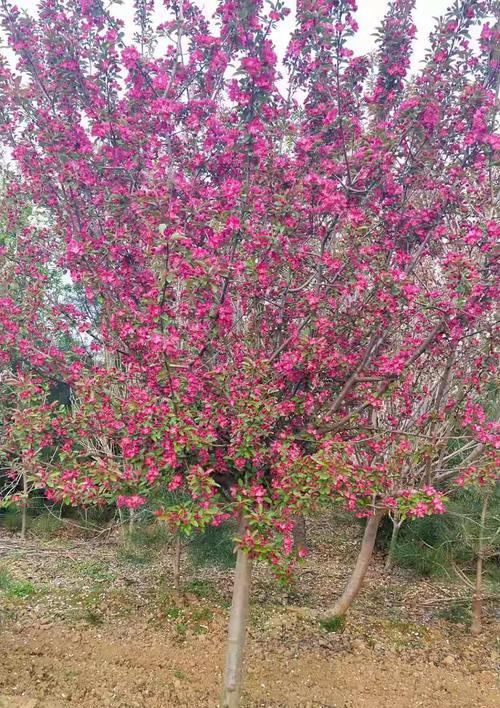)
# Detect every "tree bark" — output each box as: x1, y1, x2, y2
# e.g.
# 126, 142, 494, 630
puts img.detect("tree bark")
220, 518, 252, 708
292, 514, 307, 553
322, 511, 384, 621
471, 494, 488, 636
129, 509, 136, 537
385, 514, 402, 571
20, 468, 28, 541
173, 534, 182, 593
